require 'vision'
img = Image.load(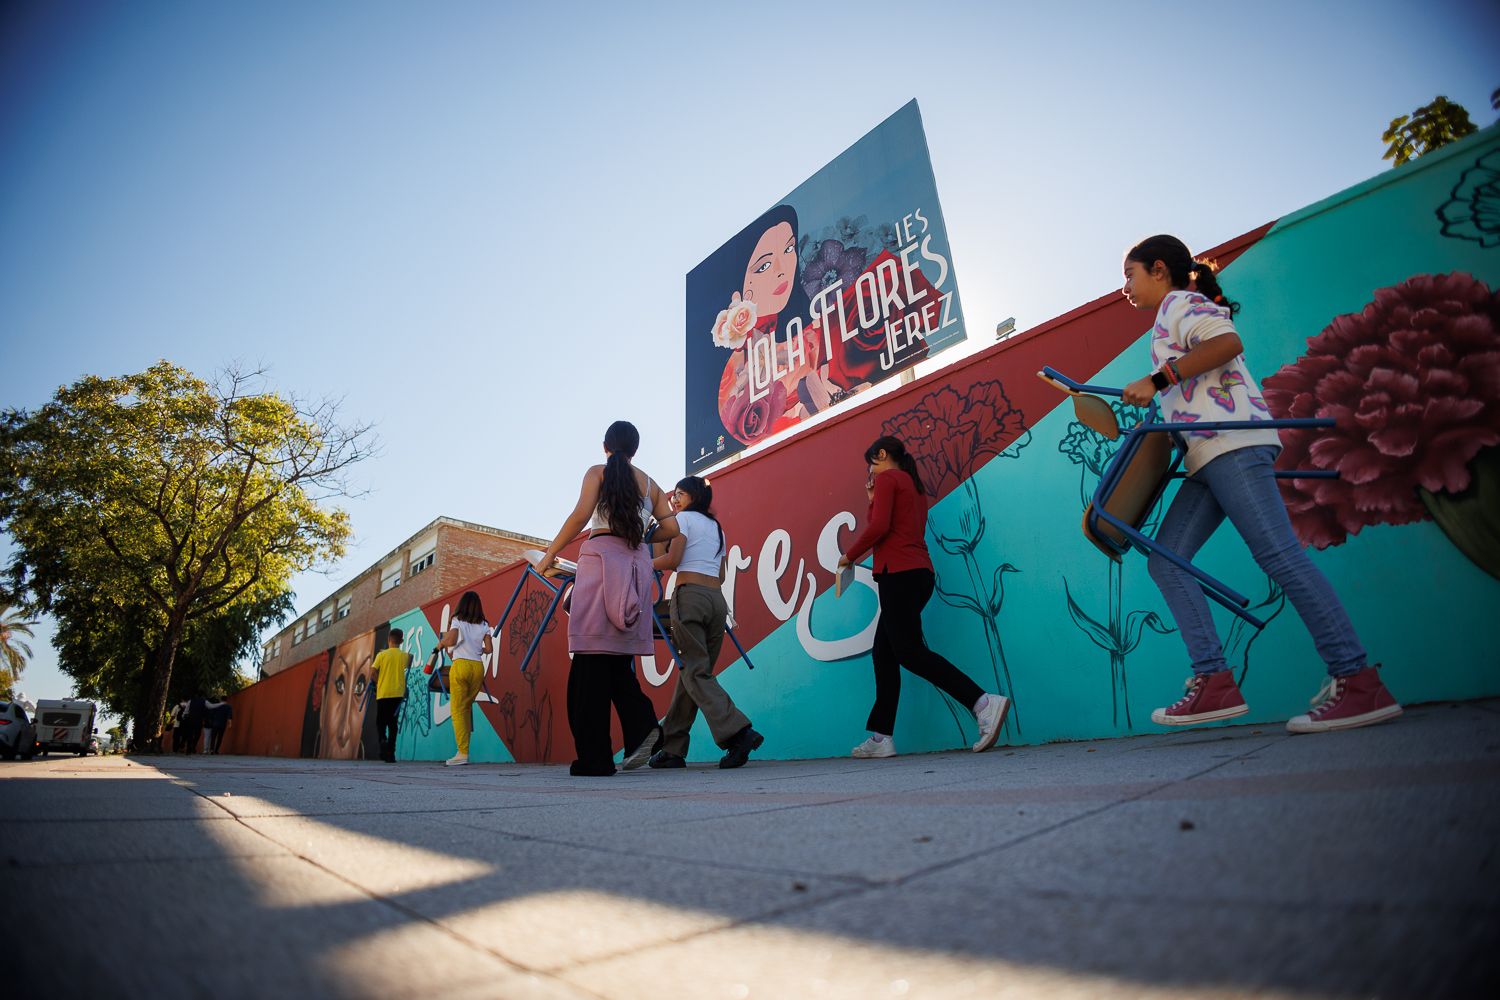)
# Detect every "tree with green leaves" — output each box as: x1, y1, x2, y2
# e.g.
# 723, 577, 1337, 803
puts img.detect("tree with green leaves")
1382, 95, 1477, 167
0, 603, 36, 699
0, 362, 373, 745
